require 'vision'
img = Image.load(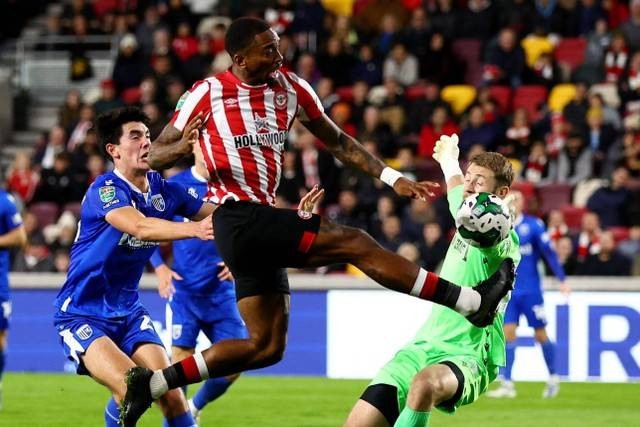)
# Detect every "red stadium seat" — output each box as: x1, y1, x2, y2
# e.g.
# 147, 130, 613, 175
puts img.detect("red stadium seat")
335, 86, 353, 103
513, 85, 548, 122
554, 38, 587, 73
511, 180, 536, 200
405, 85, 428, 101
537, 183, 573, 215
488, 85, 512, 115
29, 202, 60, 228
63, 202, 83, 218
122, 87, 142, 105
561, 205, 588, 232
608, 226, 631, 243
